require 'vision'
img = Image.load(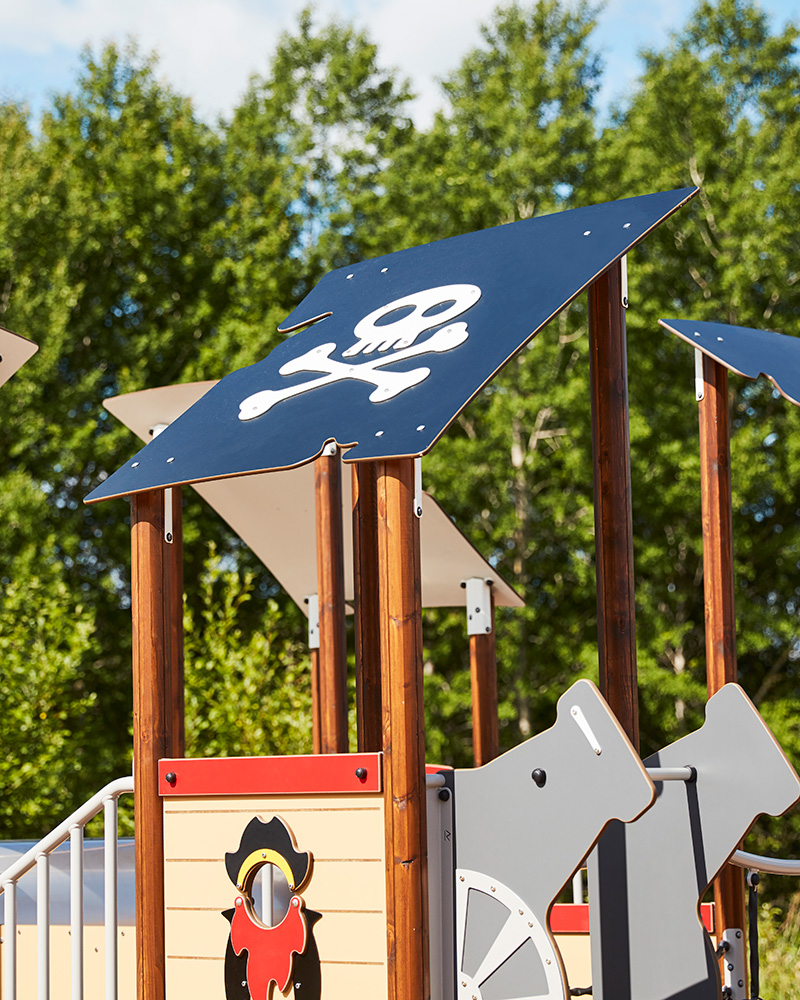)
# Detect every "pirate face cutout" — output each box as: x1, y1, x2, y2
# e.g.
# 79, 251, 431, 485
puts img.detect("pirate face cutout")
222, 816, 321, 1000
